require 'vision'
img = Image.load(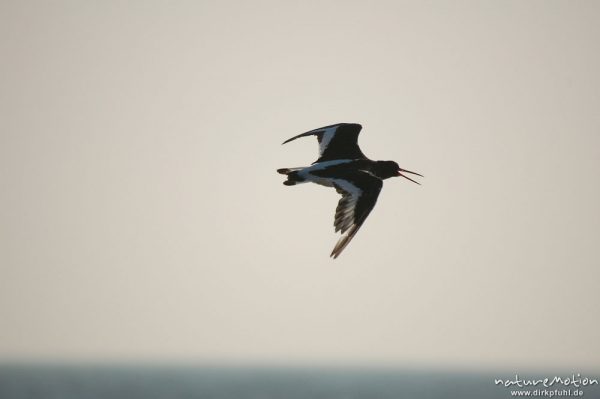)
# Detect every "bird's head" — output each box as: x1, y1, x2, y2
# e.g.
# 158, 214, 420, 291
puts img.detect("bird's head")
375, 161, 422, 184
